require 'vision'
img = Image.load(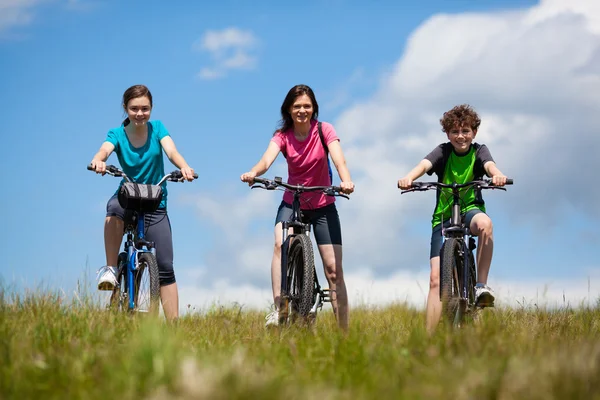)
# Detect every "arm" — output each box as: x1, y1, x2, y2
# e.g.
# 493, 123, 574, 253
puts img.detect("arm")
240, 141, 281, 183
90, 141, 115, 174
160, 136, 195, 181
397, 159, 433, 189
327, 140, 354, 194
484, 161, 507, 186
